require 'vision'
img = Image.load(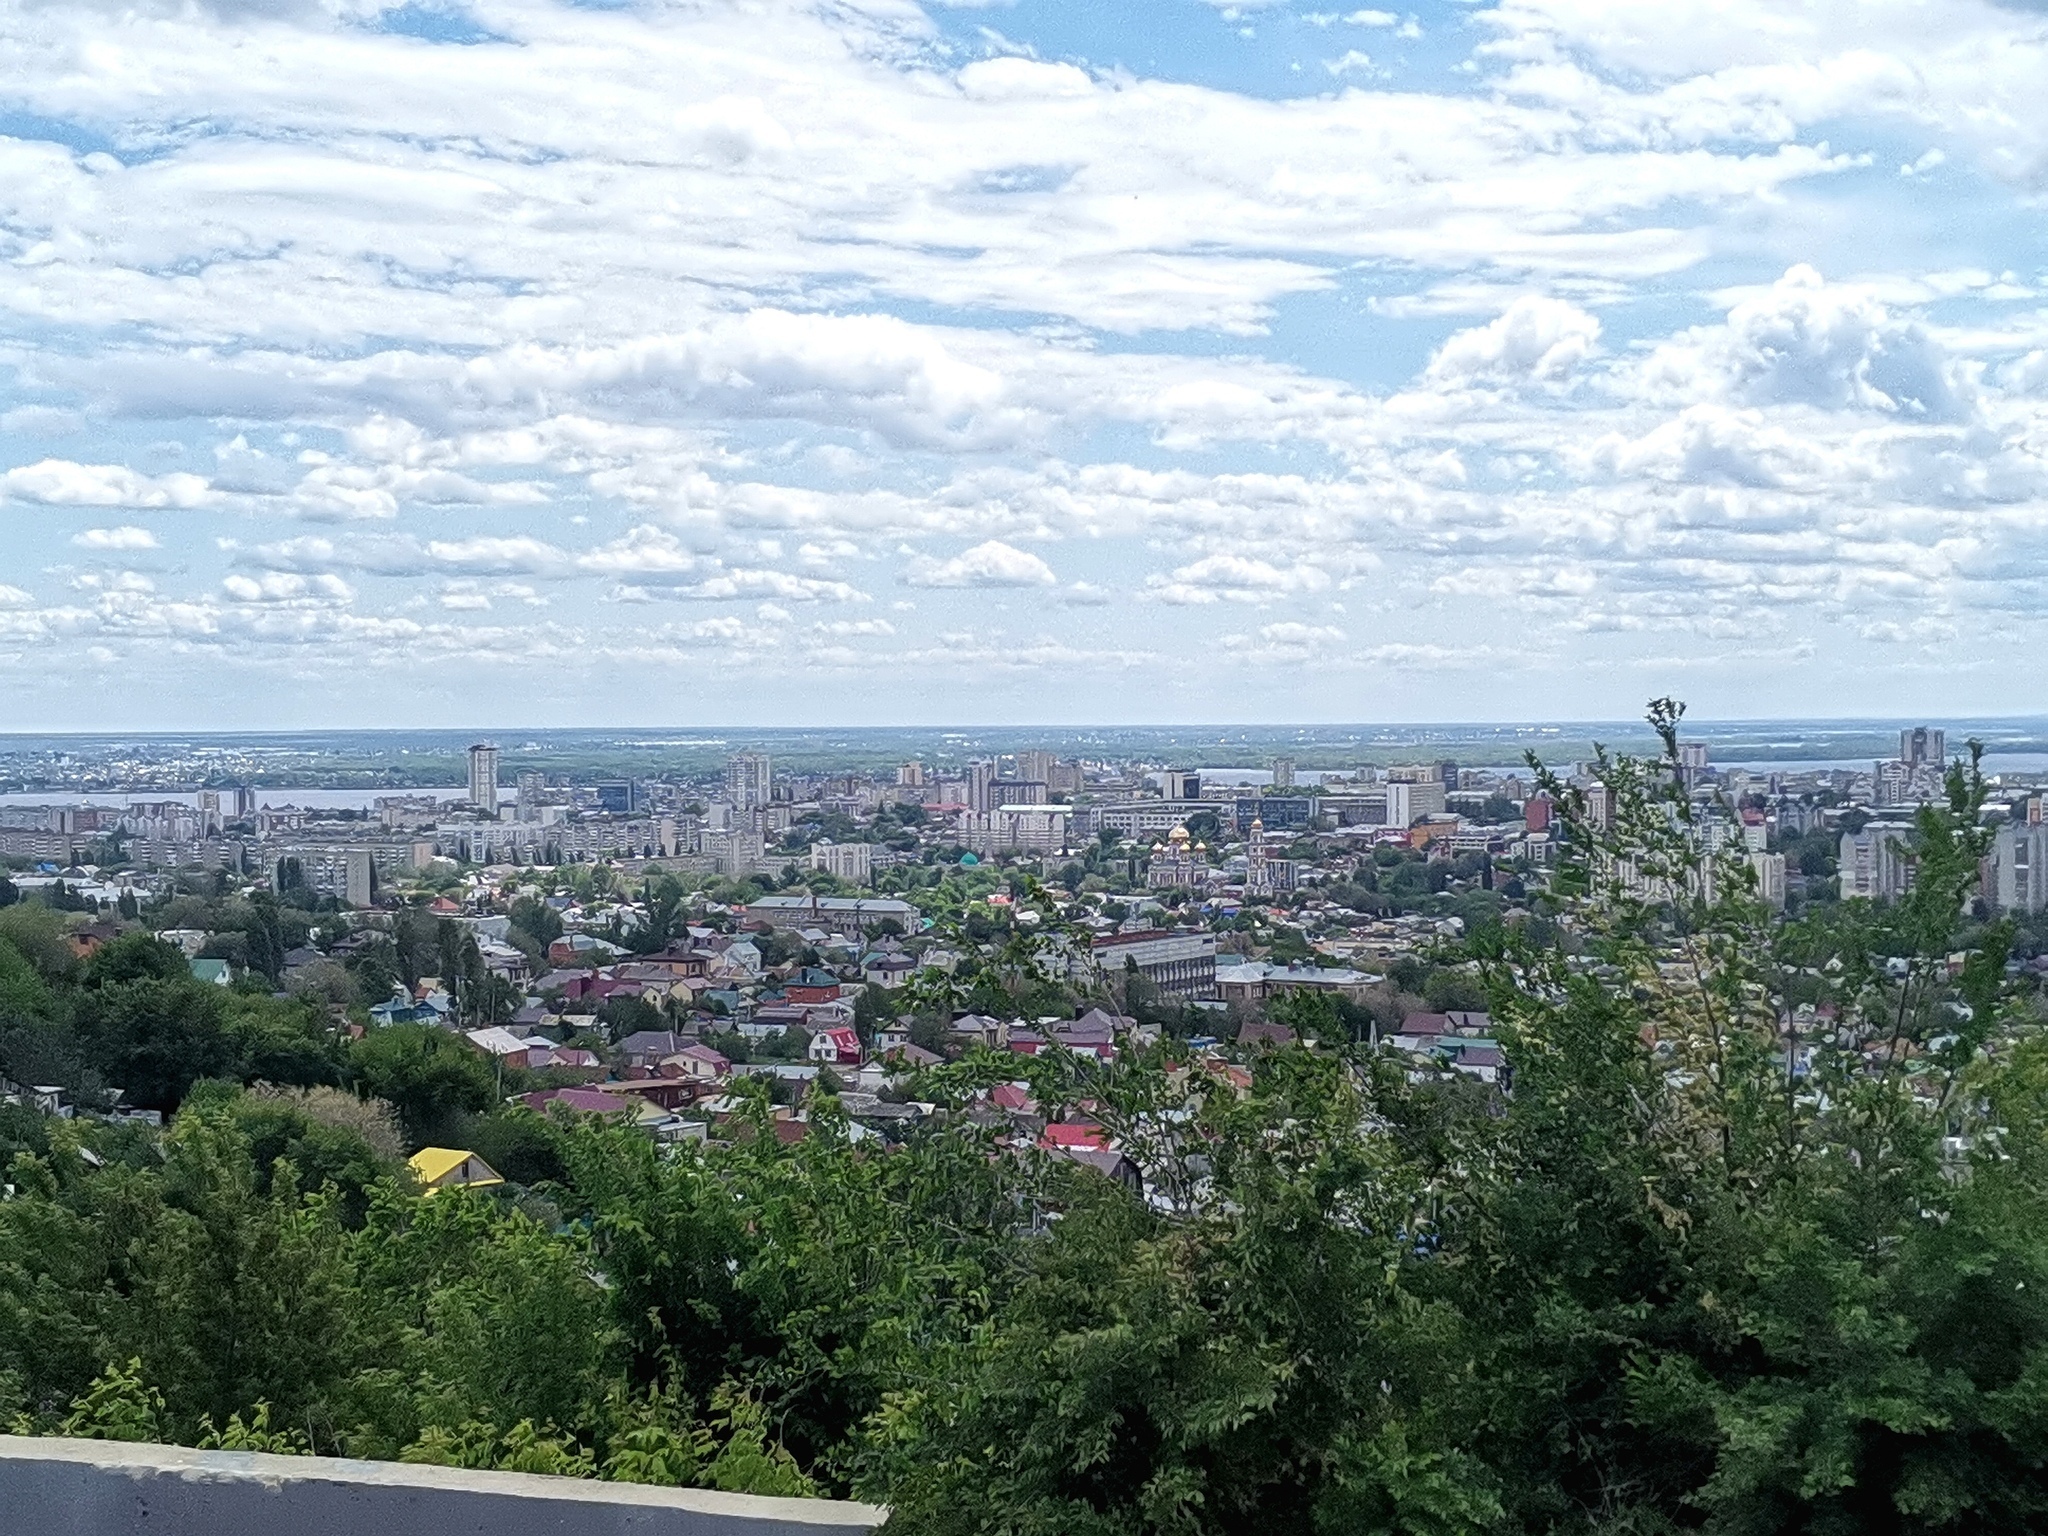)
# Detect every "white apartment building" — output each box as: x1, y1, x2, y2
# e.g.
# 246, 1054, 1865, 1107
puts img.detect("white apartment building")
723, 752, 773, 812
466, 743, 499, 816
1839, 823, 1915, 901
809, 839, 873, 884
